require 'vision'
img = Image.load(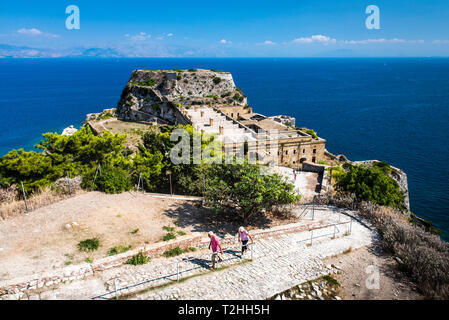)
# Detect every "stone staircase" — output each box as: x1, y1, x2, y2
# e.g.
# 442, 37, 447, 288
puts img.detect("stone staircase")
185, 106, 256, 143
